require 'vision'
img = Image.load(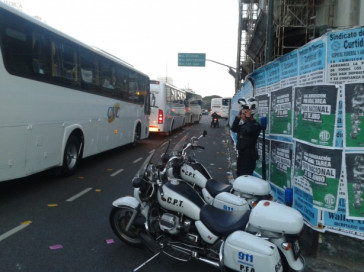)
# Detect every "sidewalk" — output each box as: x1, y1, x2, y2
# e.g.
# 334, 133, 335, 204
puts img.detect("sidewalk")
223, 125, 364, 272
